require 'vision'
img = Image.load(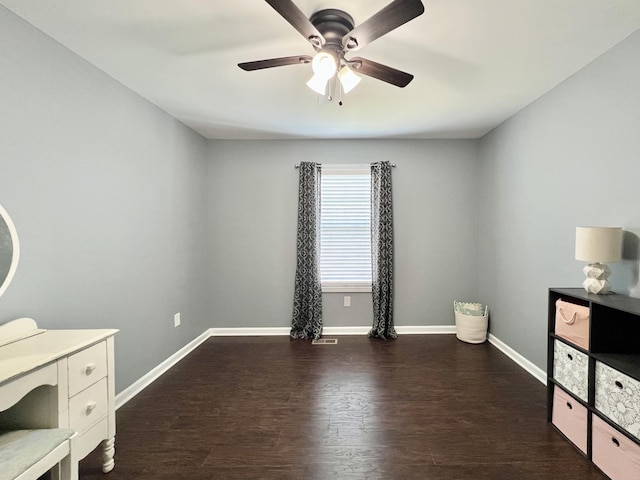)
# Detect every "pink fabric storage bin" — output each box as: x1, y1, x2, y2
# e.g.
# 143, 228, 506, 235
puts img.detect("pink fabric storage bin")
592, 415, 640, 480
555, 299, 590, 350
552, 386, 587, 454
